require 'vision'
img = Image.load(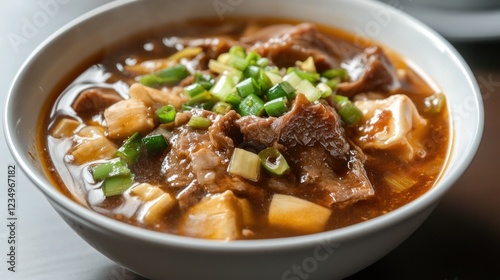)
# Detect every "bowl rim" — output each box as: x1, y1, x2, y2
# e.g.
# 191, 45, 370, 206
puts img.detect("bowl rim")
3, 0, 484, 251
